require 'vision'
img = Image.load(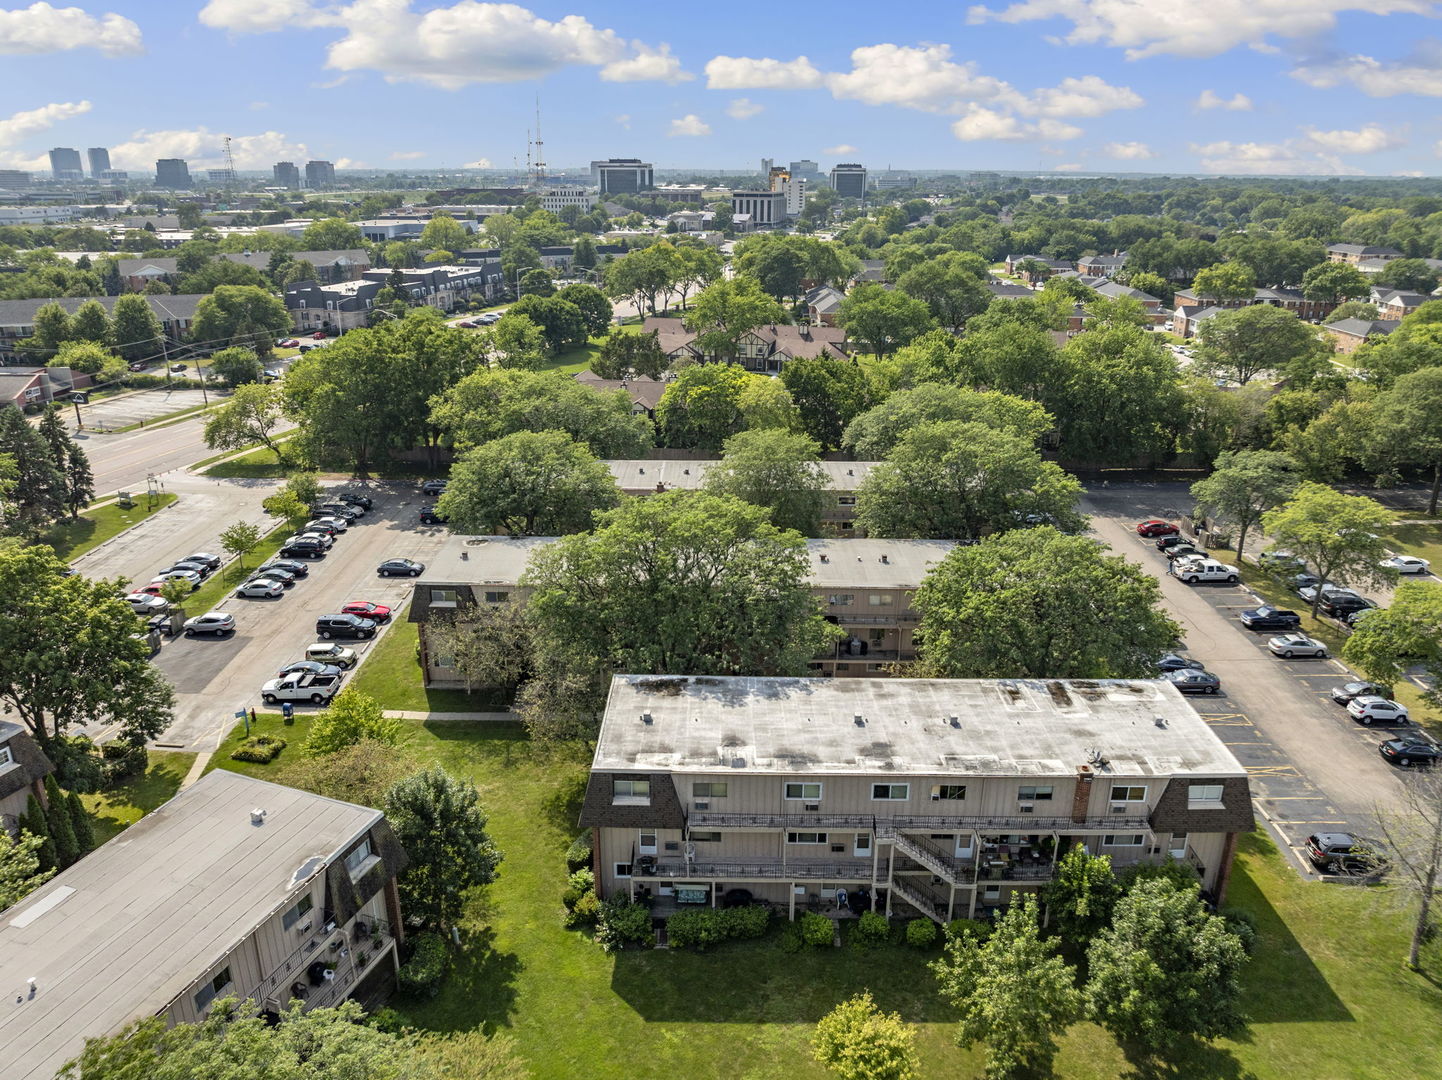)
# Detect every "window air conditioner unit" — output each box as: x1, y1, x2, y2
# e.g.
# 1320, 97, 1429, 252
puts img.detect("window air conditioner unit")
931, 793, 941, 801
1018, 804, 1034, 813
804, 802, 820, 812
1110, 804, 1128, 814
693, 801, 709, 810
